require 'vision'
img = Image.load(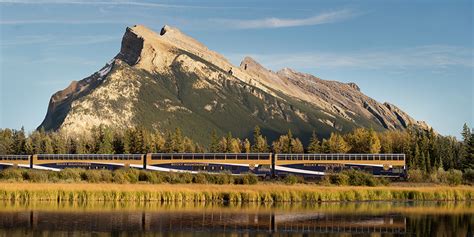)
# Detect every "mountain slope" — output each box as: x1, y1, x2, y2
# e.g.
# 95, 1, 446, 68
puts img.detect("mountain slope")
39, 25, 429, 144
